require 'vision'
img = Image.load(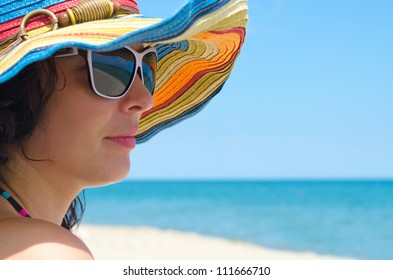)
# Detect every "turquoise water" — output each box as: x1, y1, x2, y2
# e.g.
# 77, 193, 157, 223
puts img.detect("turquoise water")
83, 180, 393, 259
